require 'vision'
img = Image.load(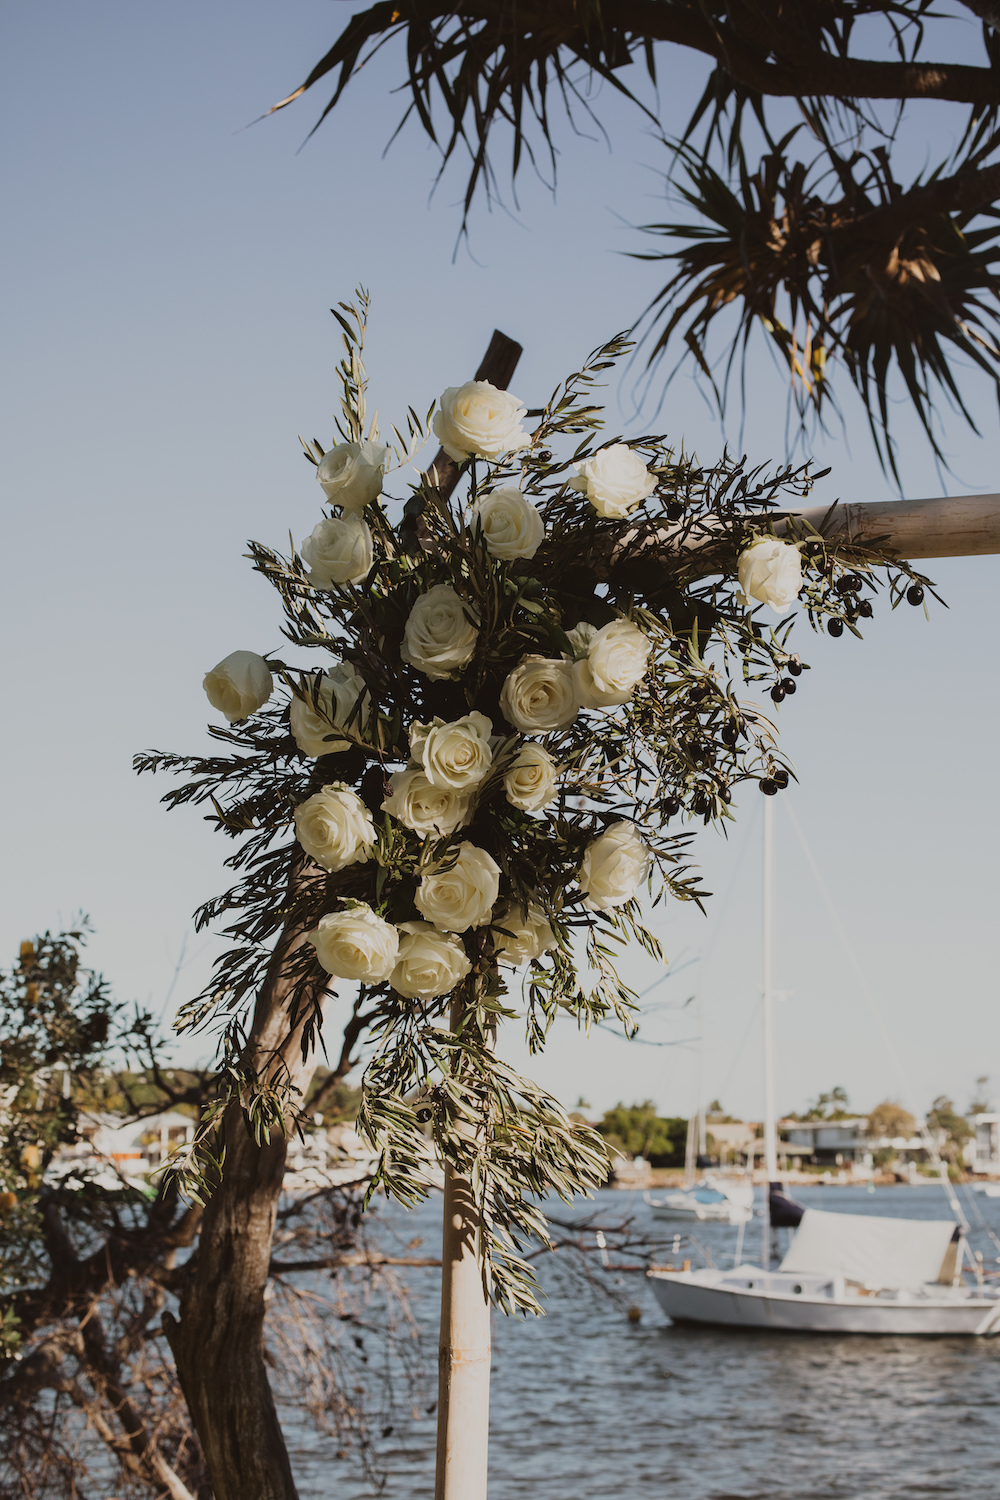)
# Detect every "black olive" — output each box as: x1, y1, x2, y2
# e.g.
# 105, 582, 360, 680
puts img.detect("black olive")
416, 1108, 433, 1124
828, 618, 844, 637
666, 502, 685, 521
689, 682, 710, 703
906, 584, 924, 606
770, 684, 786, 703
773, 769, 790, 788
781, 677, 797, 695
665, 796, 681, 817
718, 784, 732, 804
536, 450, 553, 463
858, 599, 873, 619
787, 659, 802, 676
805, 539, 824, 556
759, 778, 778, 796
721, 722, 739, 746
692, 792, 709, 815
